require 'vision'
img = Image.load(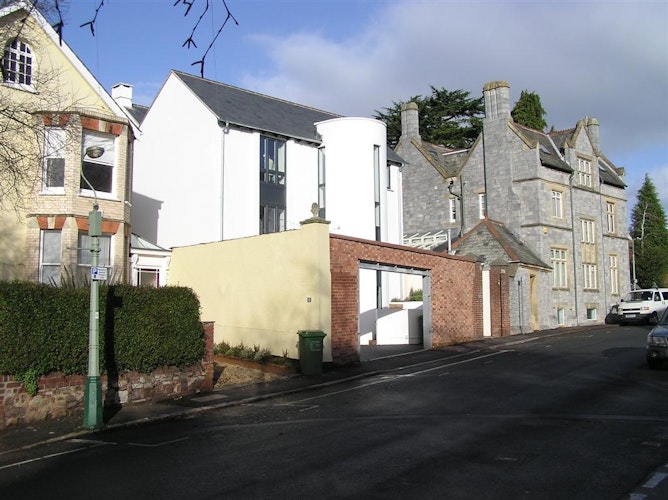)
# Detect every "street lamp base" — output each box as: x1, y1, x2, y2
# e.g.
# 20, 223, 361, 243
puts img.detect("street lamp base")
83, 375, 104, 430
